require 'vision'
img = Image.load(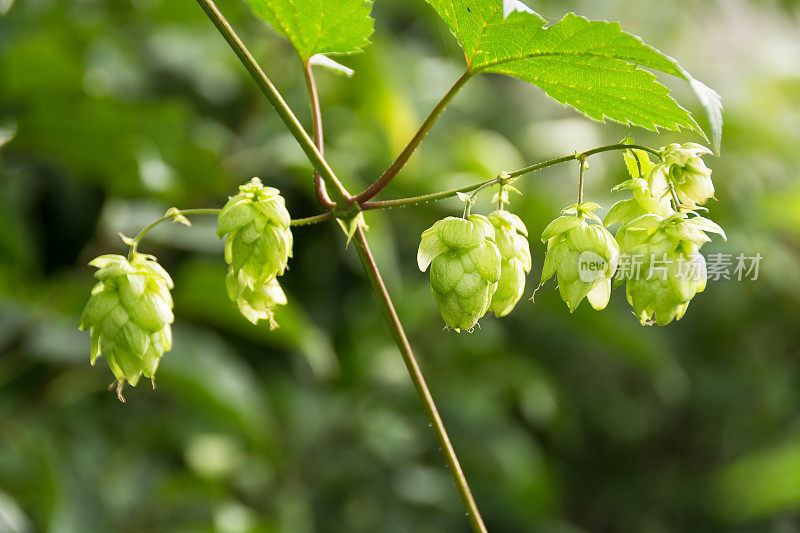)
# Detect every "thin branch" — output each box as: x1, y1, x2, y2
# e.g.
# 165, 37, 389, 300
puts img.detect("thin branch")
351, 226, 487, 533
194, 0, 351, 205
291, 212, 333, 226
361, 143, 661, 211
128, 208, 221, 258
668, 181, 683, 212
353, 70, 473, 203
126, 207, 328, 259
301, 44, 486, 532
577, 157, 586, 204
304, 60, 334, 208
